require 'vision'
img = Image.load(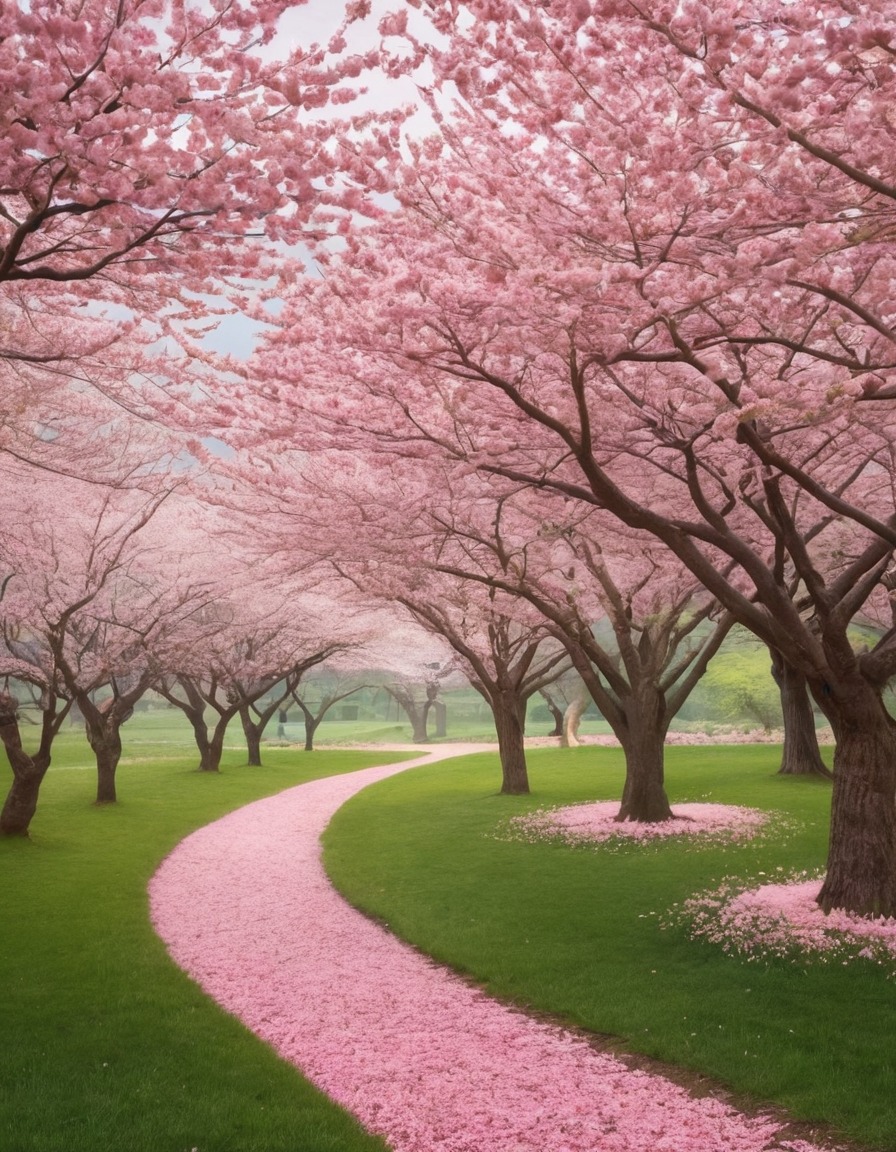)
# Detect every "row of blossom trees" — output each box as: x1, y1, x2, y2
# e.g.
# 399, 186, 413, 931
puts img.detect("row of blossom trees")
0, 0, 415, 835
216, 1, 896, 920
0, 456, 396, 834
4, 1, 896, 927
